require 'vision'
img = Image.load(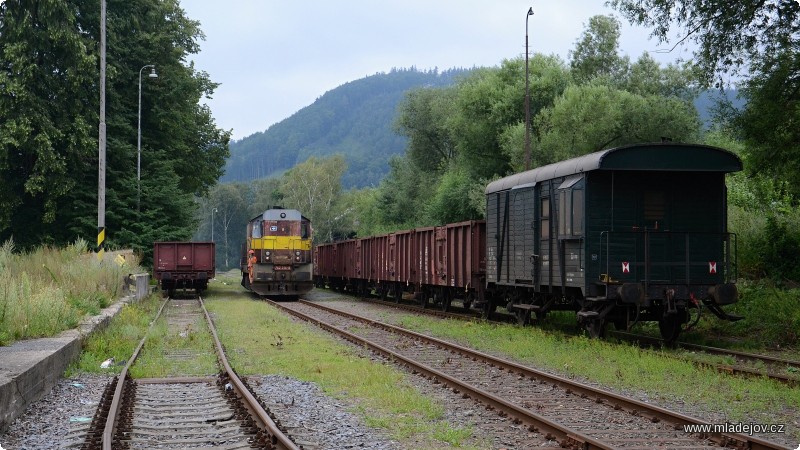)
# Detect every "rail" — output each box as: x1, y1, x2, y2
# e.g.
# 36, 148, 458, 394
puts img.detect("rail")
99, 297, 299, 450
